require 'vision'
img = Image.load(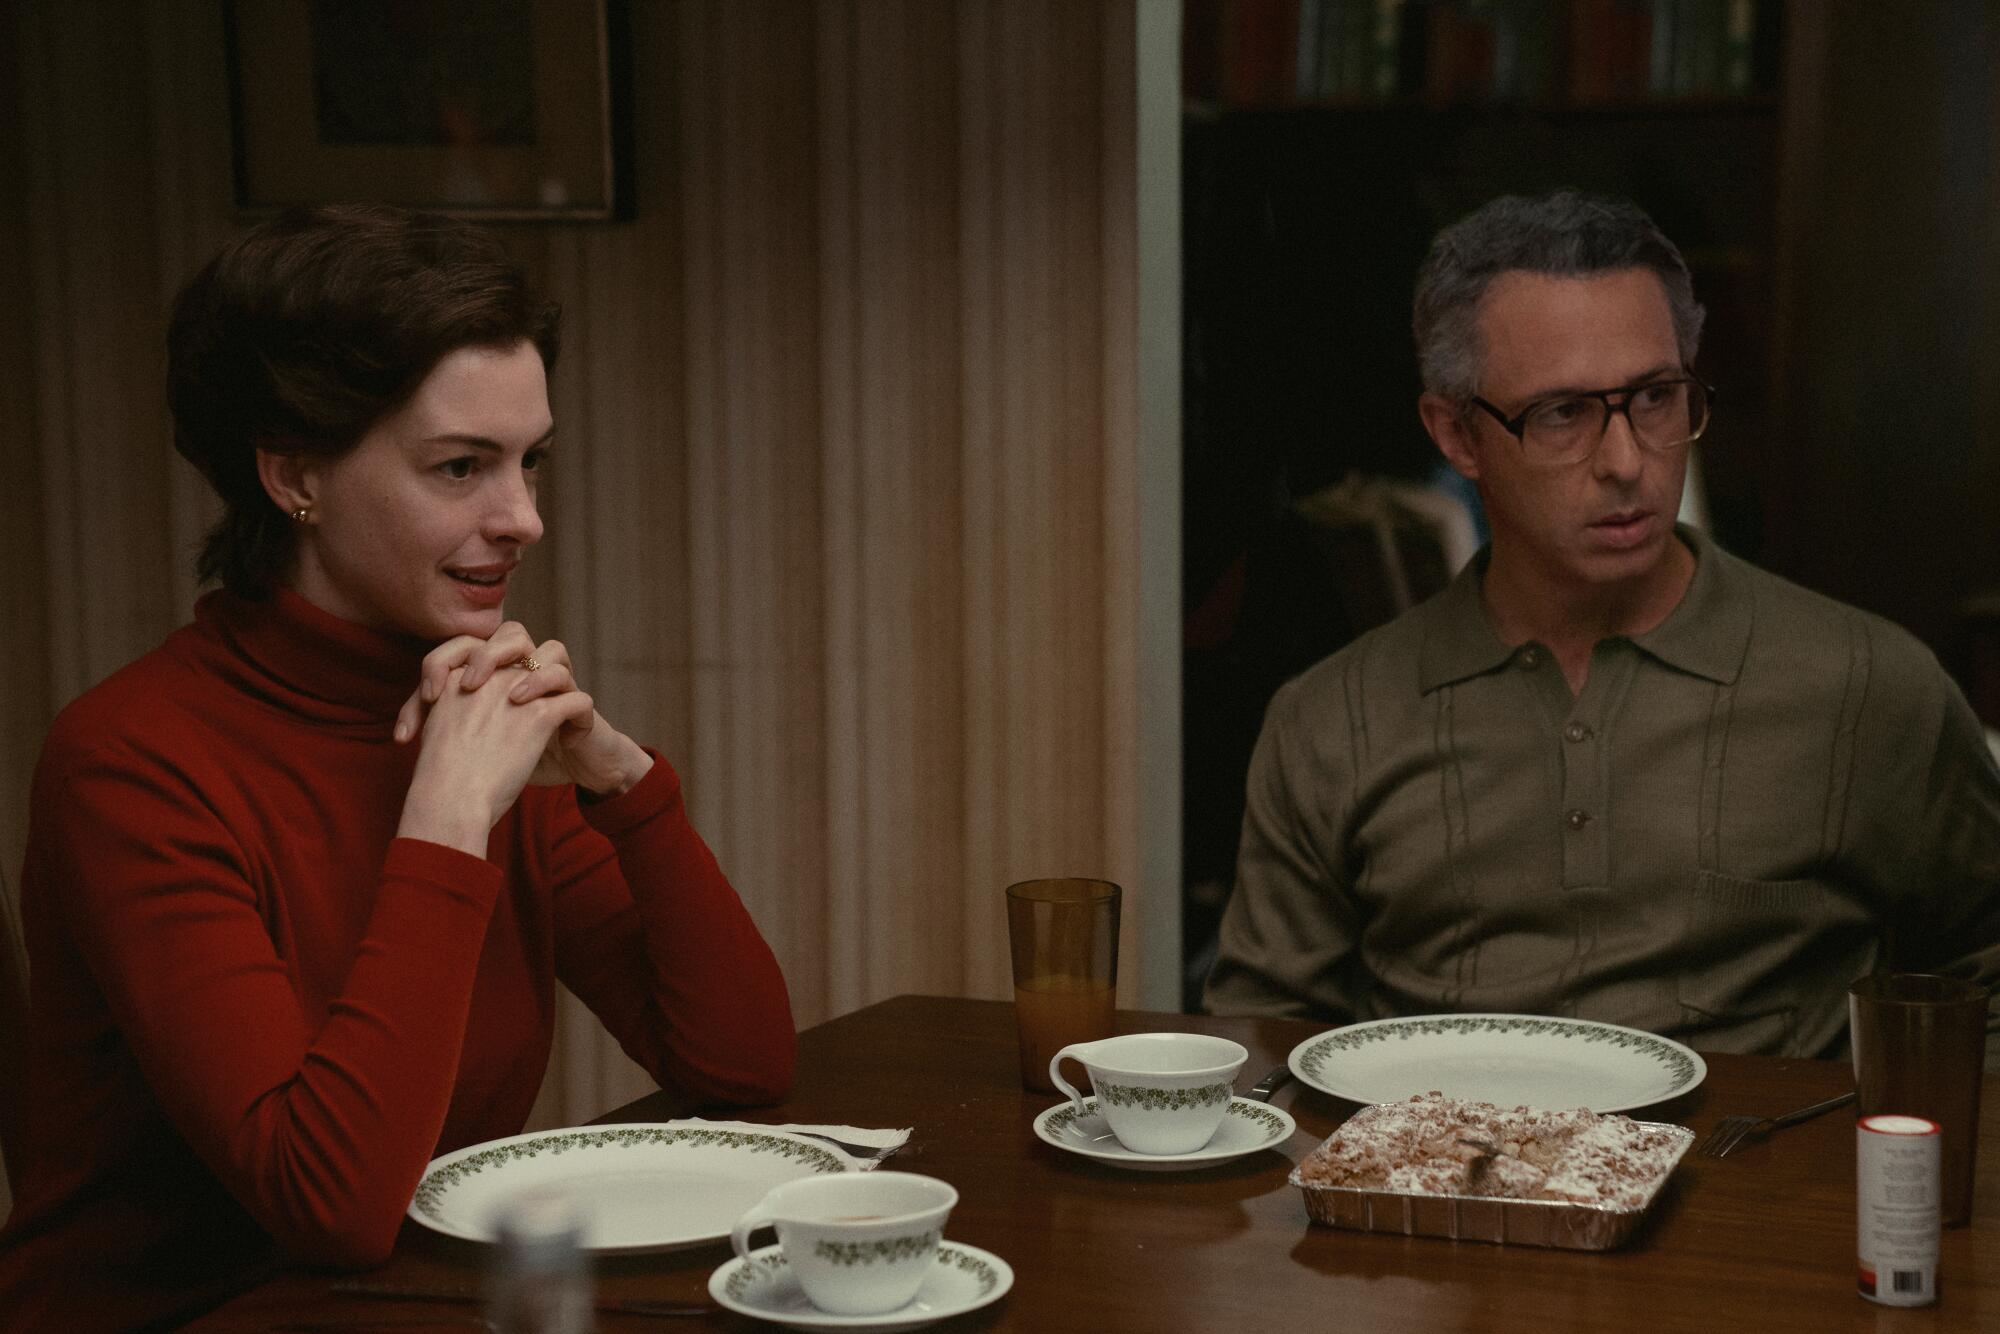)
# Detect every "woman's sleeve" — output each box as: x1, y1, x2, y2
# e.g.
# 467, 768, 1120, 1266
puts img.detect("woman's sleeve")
43, 748, 502, 1268
540, 753, 795, 1106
